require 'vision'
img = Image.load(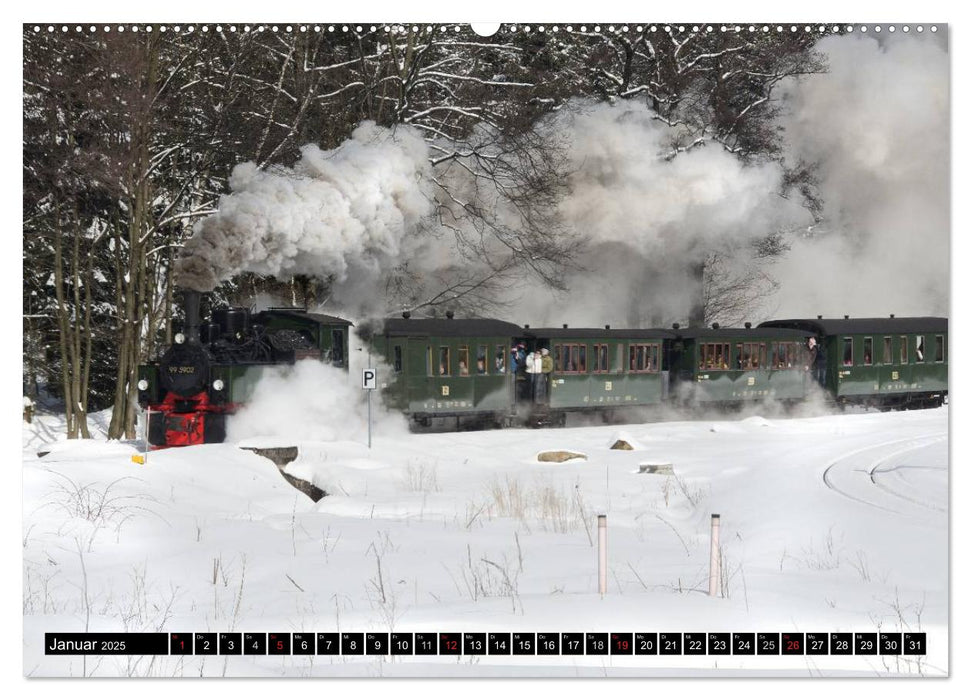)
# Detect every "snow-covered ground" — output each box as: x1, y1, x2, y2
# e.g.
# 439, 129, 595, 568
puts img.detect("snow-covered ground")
22, 405, 948, 677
